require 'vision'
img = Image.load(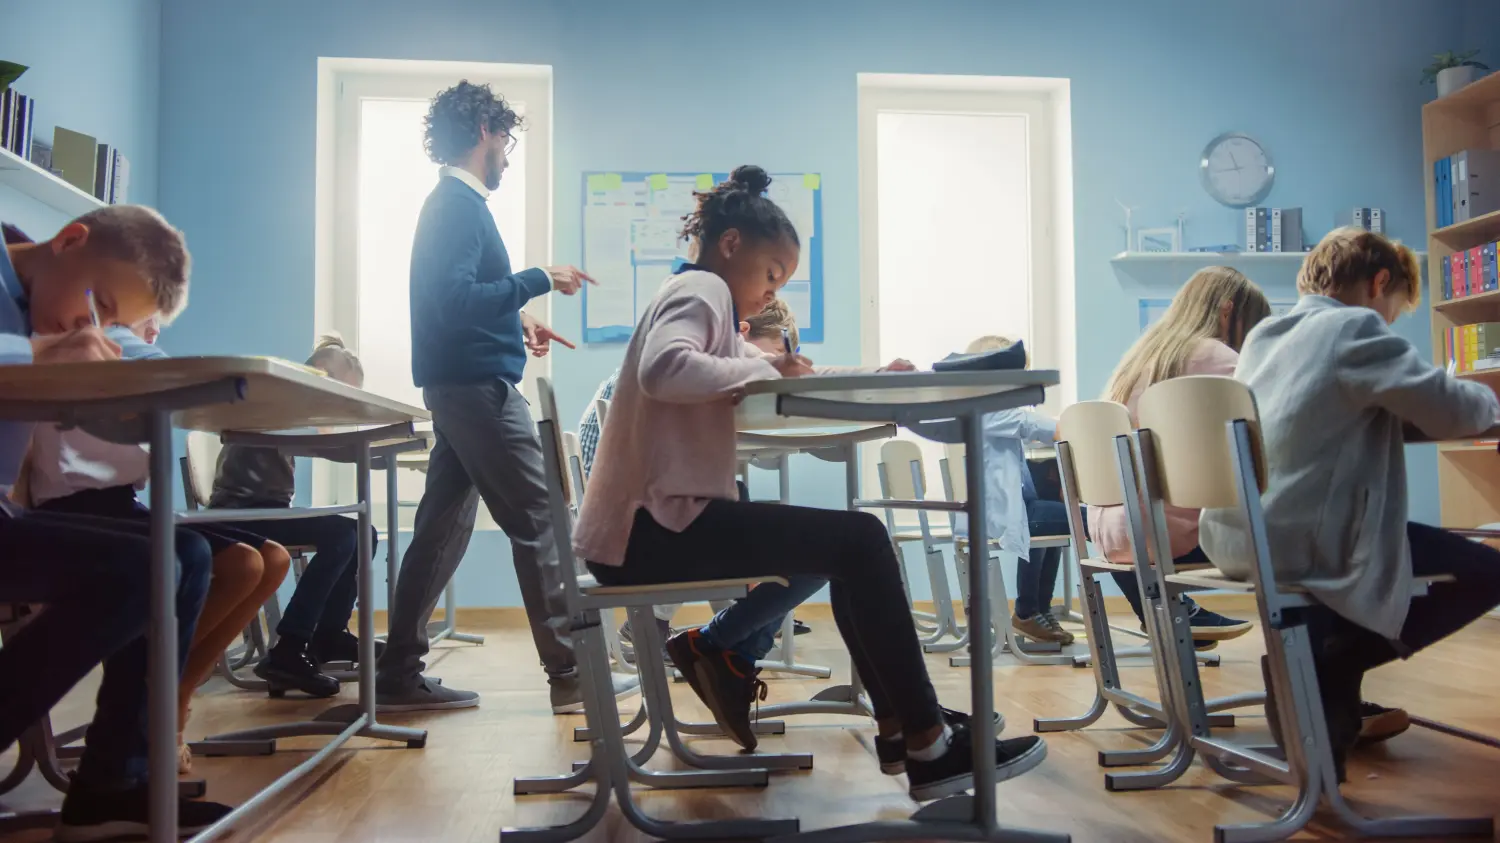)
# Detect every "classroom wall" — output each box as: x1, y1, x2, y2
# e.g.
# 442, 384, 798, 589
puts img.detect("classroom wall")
157, 0, 1474, 607
0, 0, 161, 235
